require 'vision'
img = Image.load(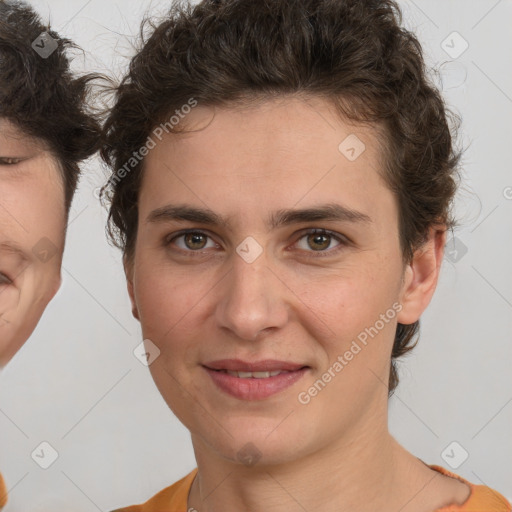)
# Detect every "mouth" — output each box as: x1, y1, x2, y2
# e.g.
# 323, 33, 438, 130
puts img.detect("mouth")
208, 368, 303, 379
202, 359, 310, 400
203, 358, 308, 372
